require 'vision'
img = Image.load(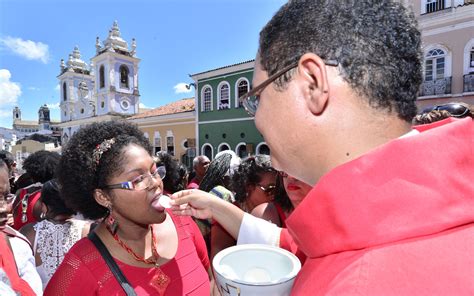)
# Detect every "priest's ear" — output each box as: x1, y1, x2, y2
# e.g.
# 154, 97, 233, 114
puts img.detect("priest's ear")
297, 53, 330, 115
